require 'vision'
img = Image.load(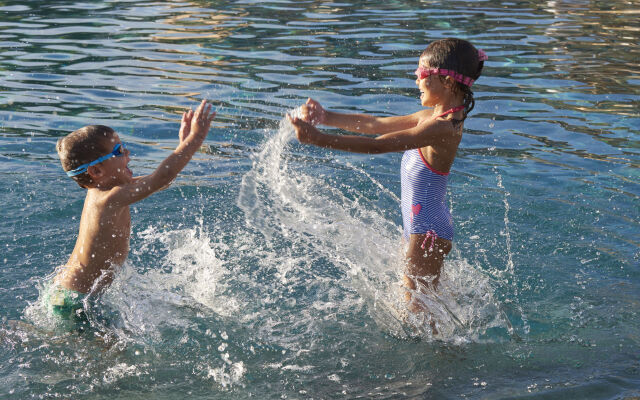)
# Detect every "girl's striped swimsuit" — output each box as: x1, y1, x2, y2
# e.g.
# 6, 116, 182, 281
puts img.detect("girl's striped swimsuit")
400, 148, 454, 242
